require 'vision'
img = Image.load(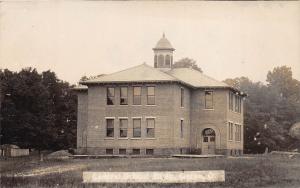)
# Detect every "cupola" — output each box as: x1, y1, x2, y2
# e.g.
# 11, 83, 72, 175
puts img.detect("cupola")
153, 33, 175, 70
